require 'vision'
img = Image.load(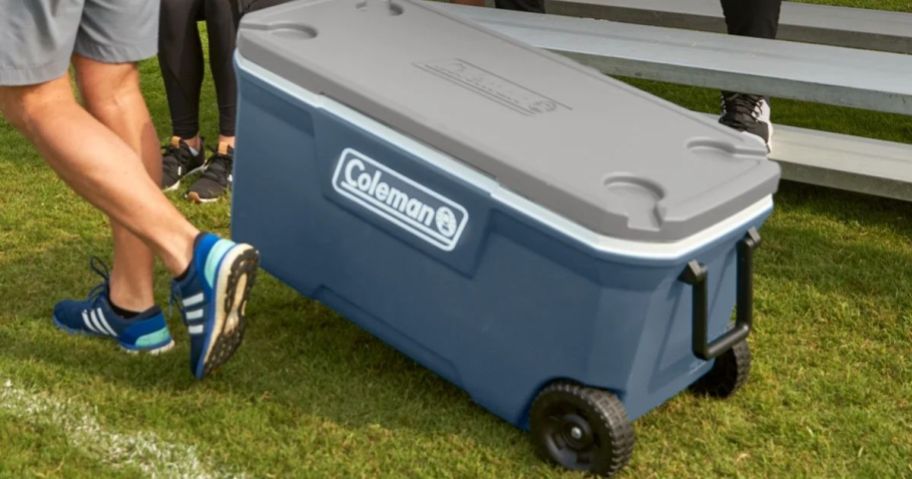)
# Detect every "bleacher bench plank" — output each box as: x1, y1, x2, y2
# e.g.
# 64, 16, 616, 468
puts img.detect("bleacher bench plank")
741, 120, 912, 202
544, 0, 912, 55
